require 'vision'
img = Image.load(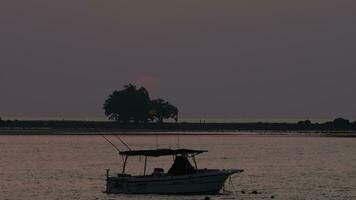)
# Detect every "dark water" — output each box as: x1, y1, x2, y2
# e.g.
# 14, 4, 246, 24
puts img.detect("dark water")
1, 134, 355, 200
